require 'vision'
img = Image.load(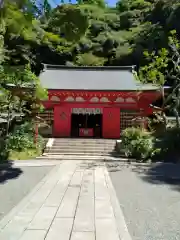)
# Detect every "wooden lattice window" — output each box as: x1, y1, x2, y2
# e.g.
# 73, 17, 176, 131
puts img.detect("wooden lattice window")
38, 109, 53, 126
37, 109, 54, 137
120, 110, 140, 133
